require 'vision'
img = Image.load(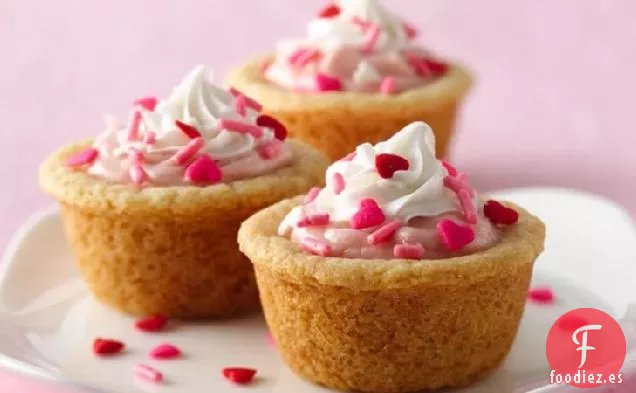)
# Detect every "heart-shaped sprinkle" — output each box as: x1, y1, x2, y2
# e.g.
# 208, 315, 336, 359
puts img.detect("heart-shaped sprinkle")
304, 187, 321, 204
436, 219, 475, 251
375, 153, 410, 179
135, 315, 168, 332
256, 114, 287, 141
175, 120, 201, 139
133, 96, 158, 111
134, 364, 163, 383
483, 200, 519, 225
66, 147, 99, 168
441, 160, 458, 177
222, 367, 257, 385
393, 243, 424, 259
93, 338, 125, 356
301, 238, 333, 257
351, 198, 386, 229
149, 343, 181, 360
315, 73, 343, 92
318, 3, 340, 18
367, 220, 402, 245
527, 286, 554, 304
403, 22, 418, 39
185, 155, 223, 184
